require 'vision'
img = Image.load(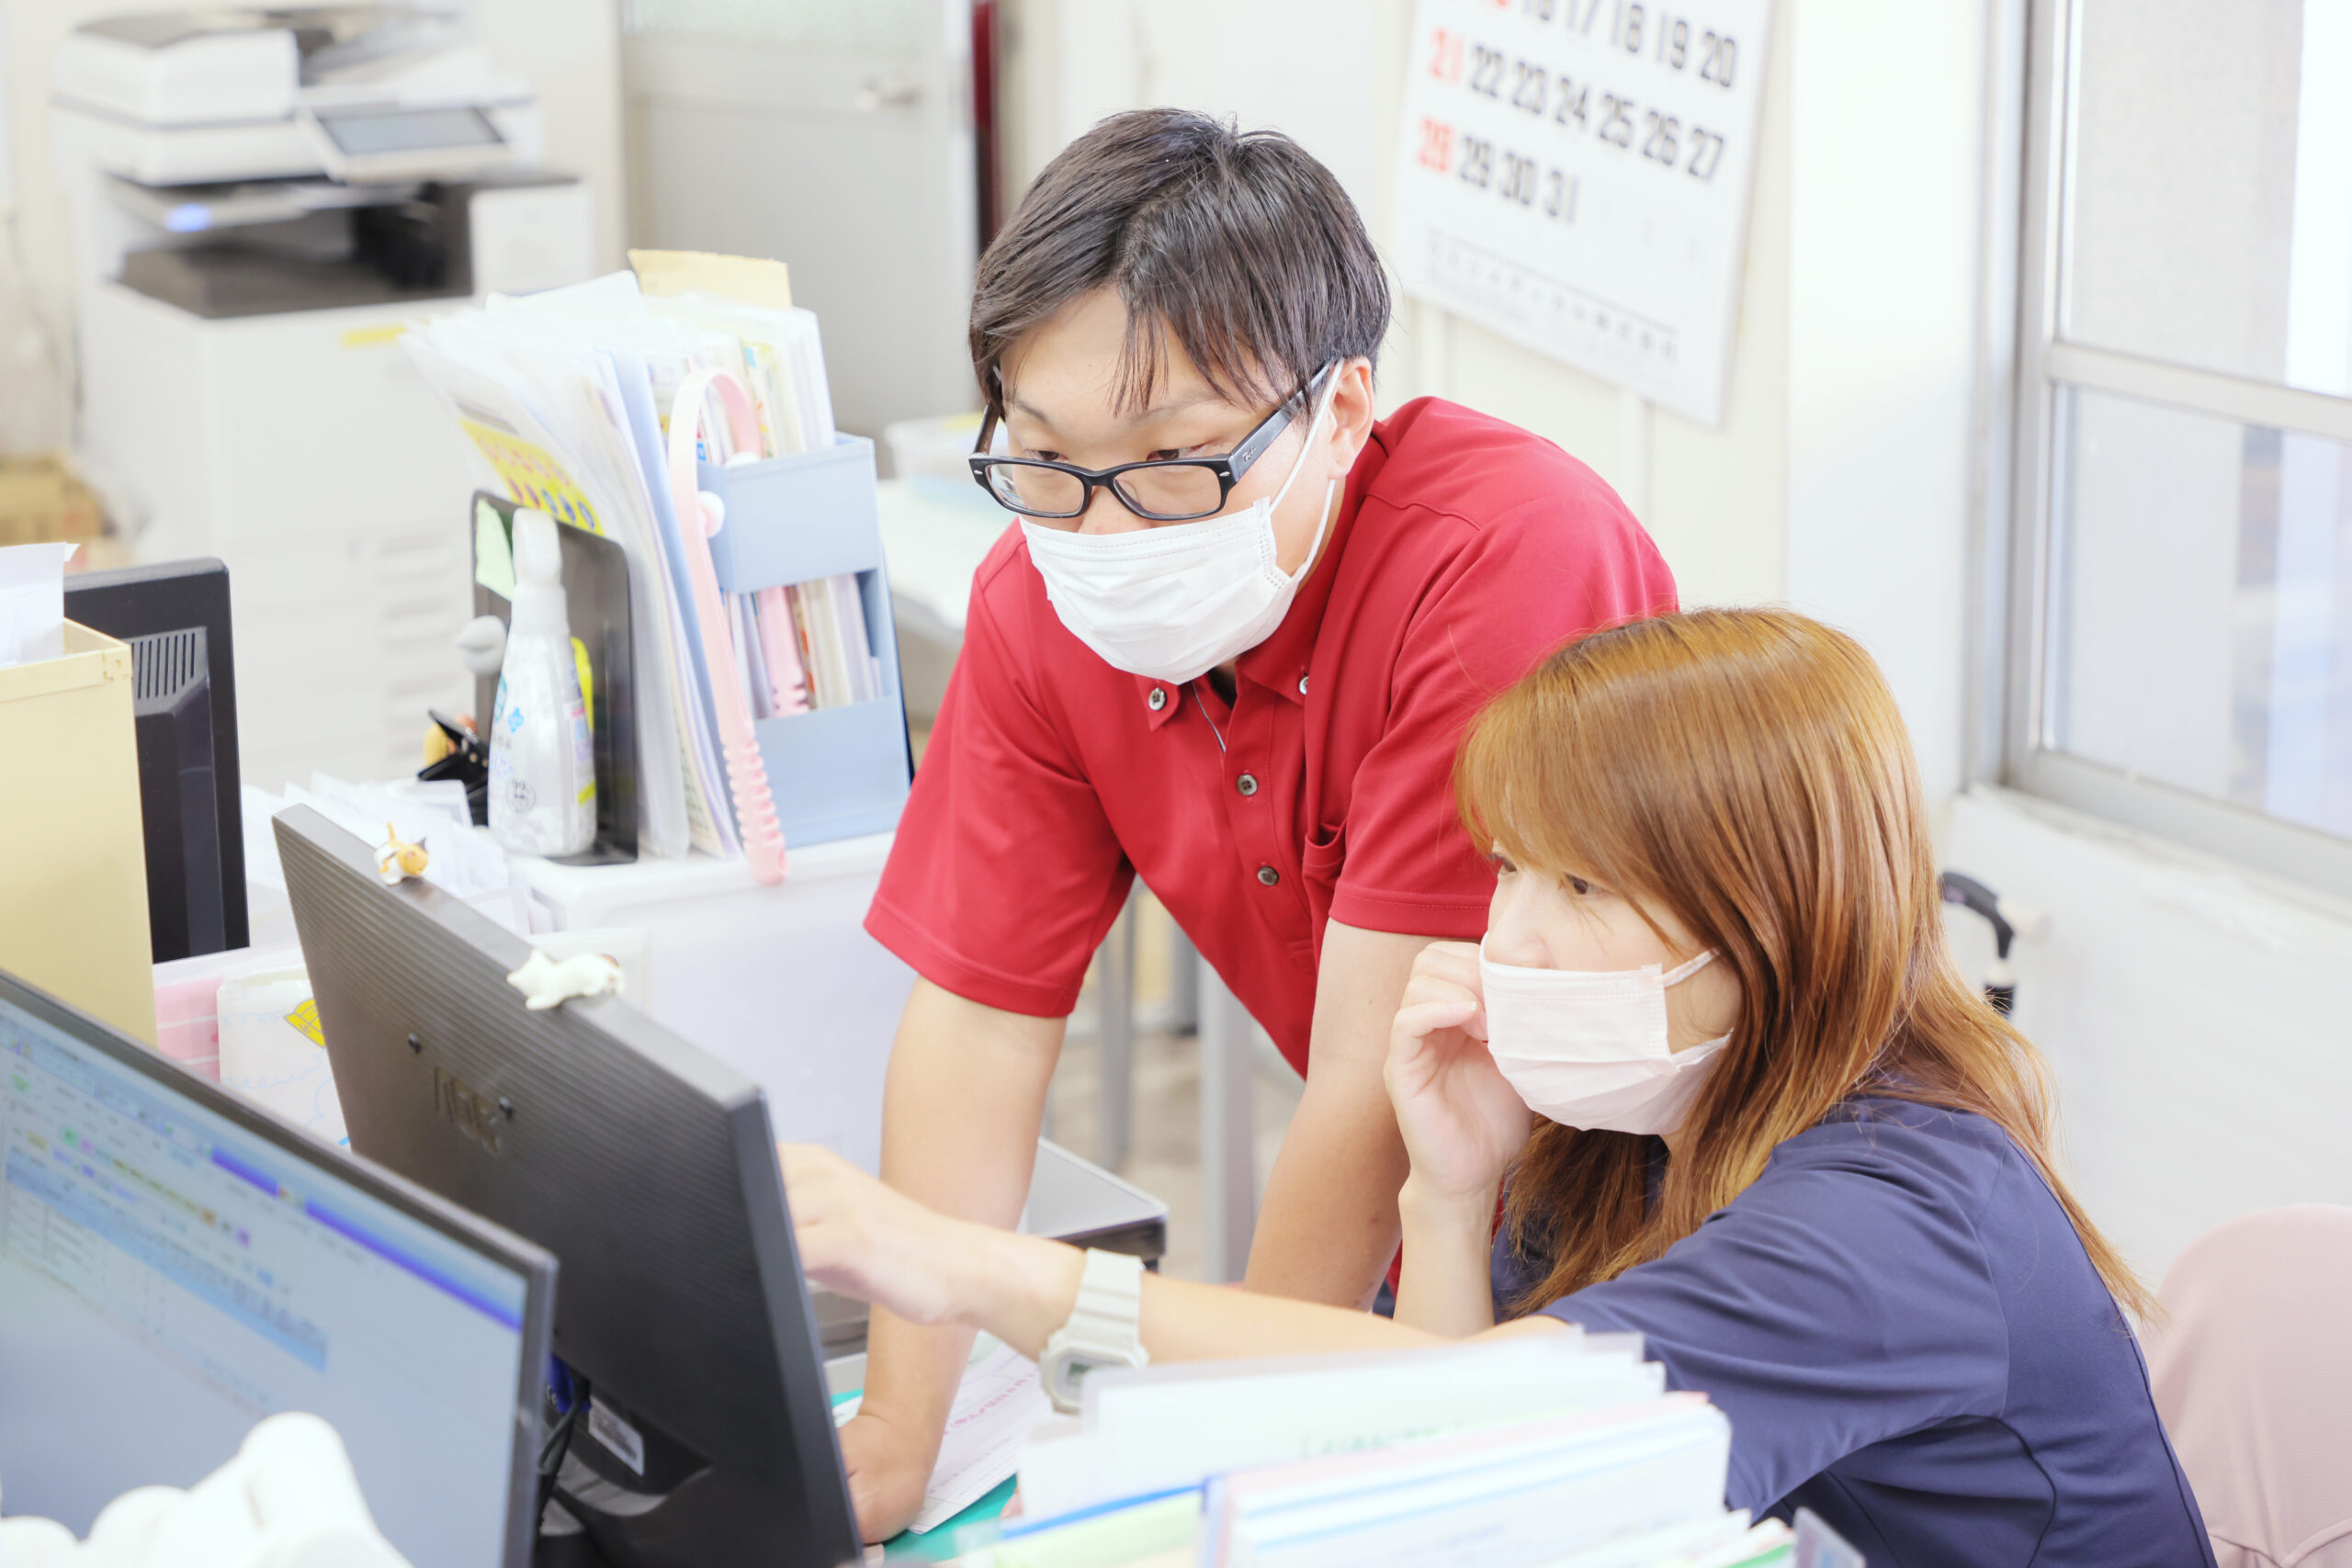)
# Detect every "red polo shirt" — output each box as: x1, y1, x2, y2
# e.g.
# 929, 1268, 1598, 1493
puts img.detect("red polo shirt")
865, 398, 1676, 1075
